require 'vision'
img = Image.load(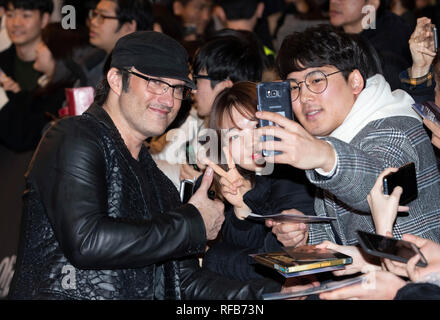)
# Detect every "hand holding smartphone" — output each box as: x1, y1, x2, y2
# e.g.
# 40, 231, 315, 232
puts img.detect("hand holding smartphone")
256, 81, 293, 157
357, 230, 428, 267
